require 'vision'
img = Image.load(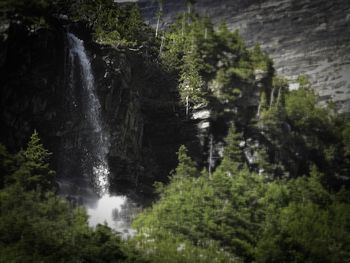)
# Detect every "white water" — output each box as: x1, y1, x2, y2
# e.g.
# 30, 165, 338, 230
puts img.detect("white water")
67, 33, 135, 237
87, 195, 137, 237
68, 33, 109, 193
